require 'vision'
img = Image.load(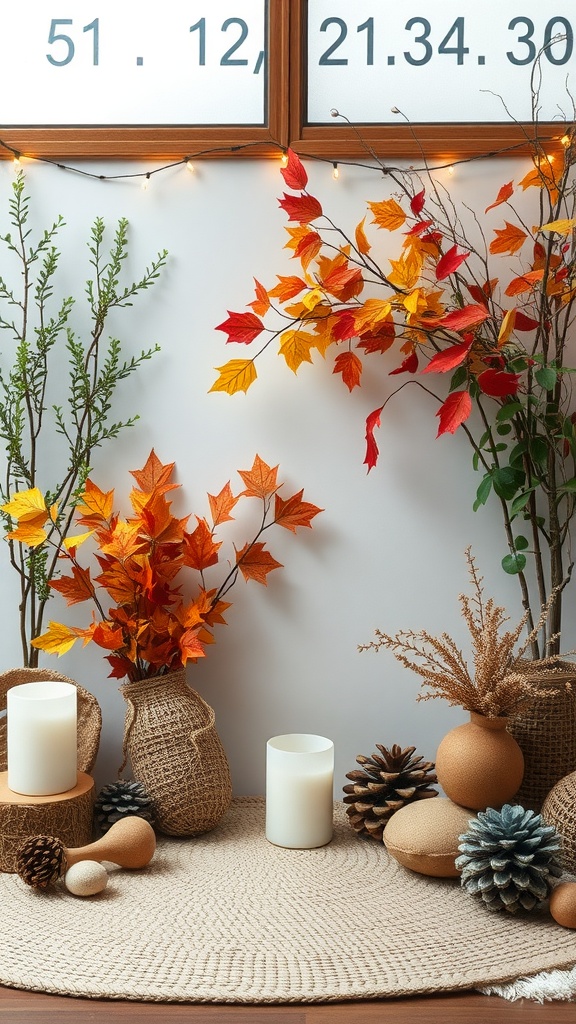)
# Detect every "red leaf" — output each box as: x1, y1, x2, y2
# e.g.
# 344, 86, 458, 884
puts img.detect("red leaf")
422, 338, 473, 374
364, 406, 384, 471
389, 351, 419, 375
435, 245, 470, 281
215, 311, 264, 344
279, 193, 323, 224
332, 311, 357, 341
404, 219, 434, 236
514, 311, 539, 331
426, 304, 491, 332
477, 369, 521, 397
485, 181, 514, 213
436, 391, 472, 436
410, 189, 426, 215
280, 148, 308, 191
333, 350, 362, 391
